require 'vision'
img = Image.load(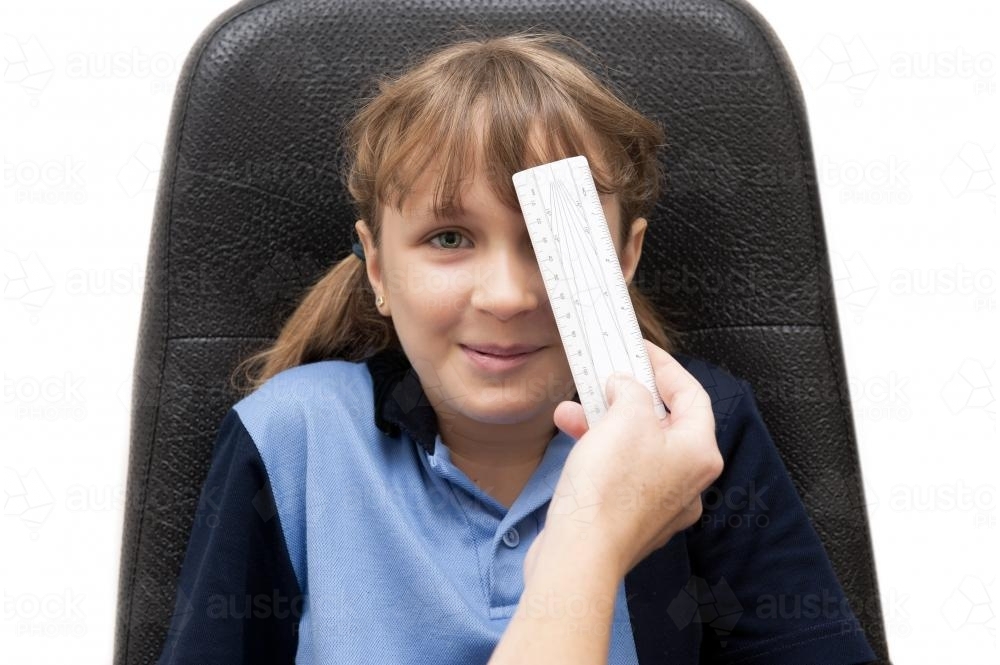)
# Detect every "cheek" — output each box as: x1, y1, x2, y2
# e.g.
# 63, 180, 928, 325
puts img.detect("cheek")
389, 264, 471, 321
